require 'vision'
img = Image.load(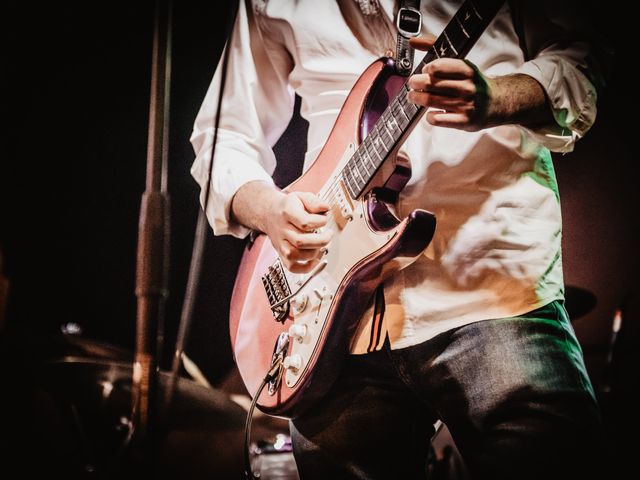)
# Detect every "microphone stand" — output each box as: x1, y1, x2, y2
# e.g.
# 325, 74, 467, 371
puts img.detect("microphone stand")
131, 0, 172, 466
